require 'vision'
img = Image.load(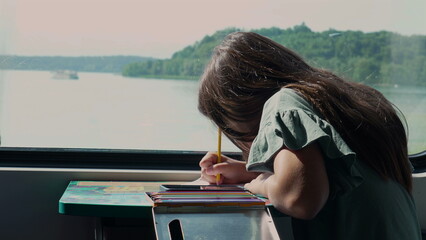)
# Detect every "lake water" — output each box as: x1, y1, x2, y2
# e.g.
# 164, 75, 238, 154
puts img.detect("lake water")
0, 70, 238, 152
0, 70, 424, 154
